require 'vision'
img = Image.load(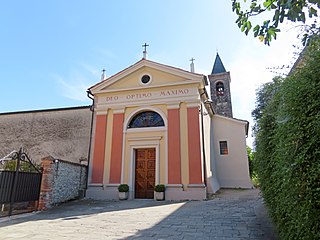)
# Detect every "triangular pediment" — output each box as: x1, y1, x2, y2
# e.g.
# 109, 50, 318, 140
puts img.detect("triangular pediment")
89, 59, 207, 94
